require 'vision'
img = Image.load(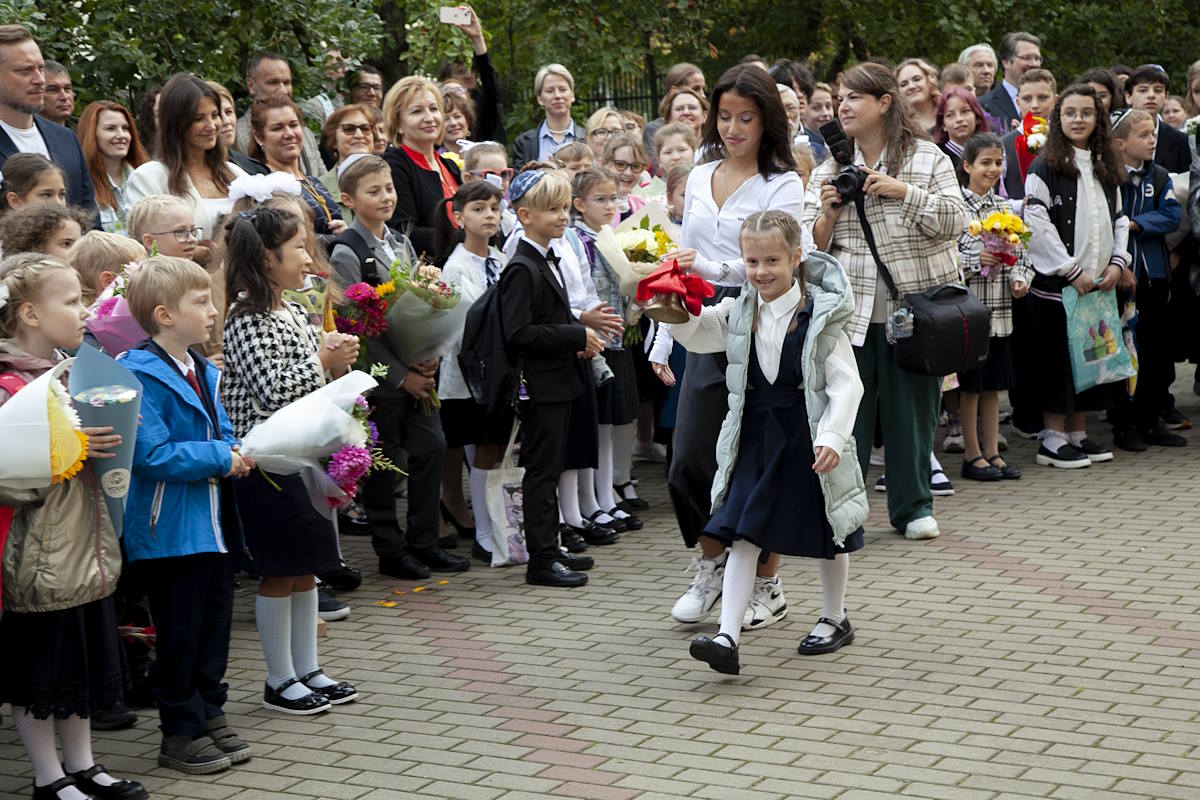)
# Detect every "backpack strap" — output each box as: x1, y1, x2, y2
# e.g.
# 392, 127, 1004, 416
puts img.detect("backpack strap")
0, 372, 28, 398
333, 228, 379, 286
